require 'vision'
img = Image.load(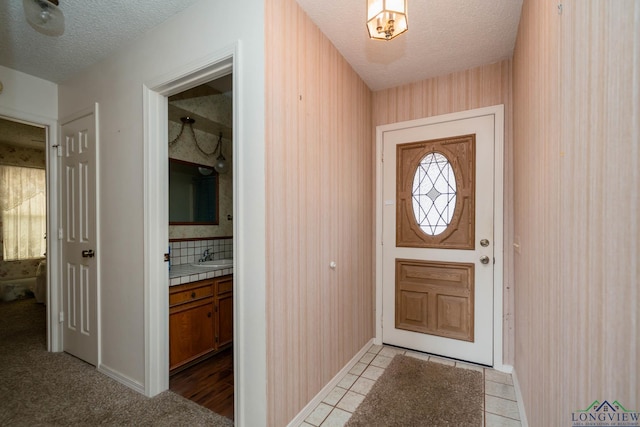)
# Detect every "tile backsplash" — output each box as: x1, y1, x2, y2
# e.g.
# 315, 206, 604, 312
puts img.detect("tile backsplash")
169, 238, 233, 266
